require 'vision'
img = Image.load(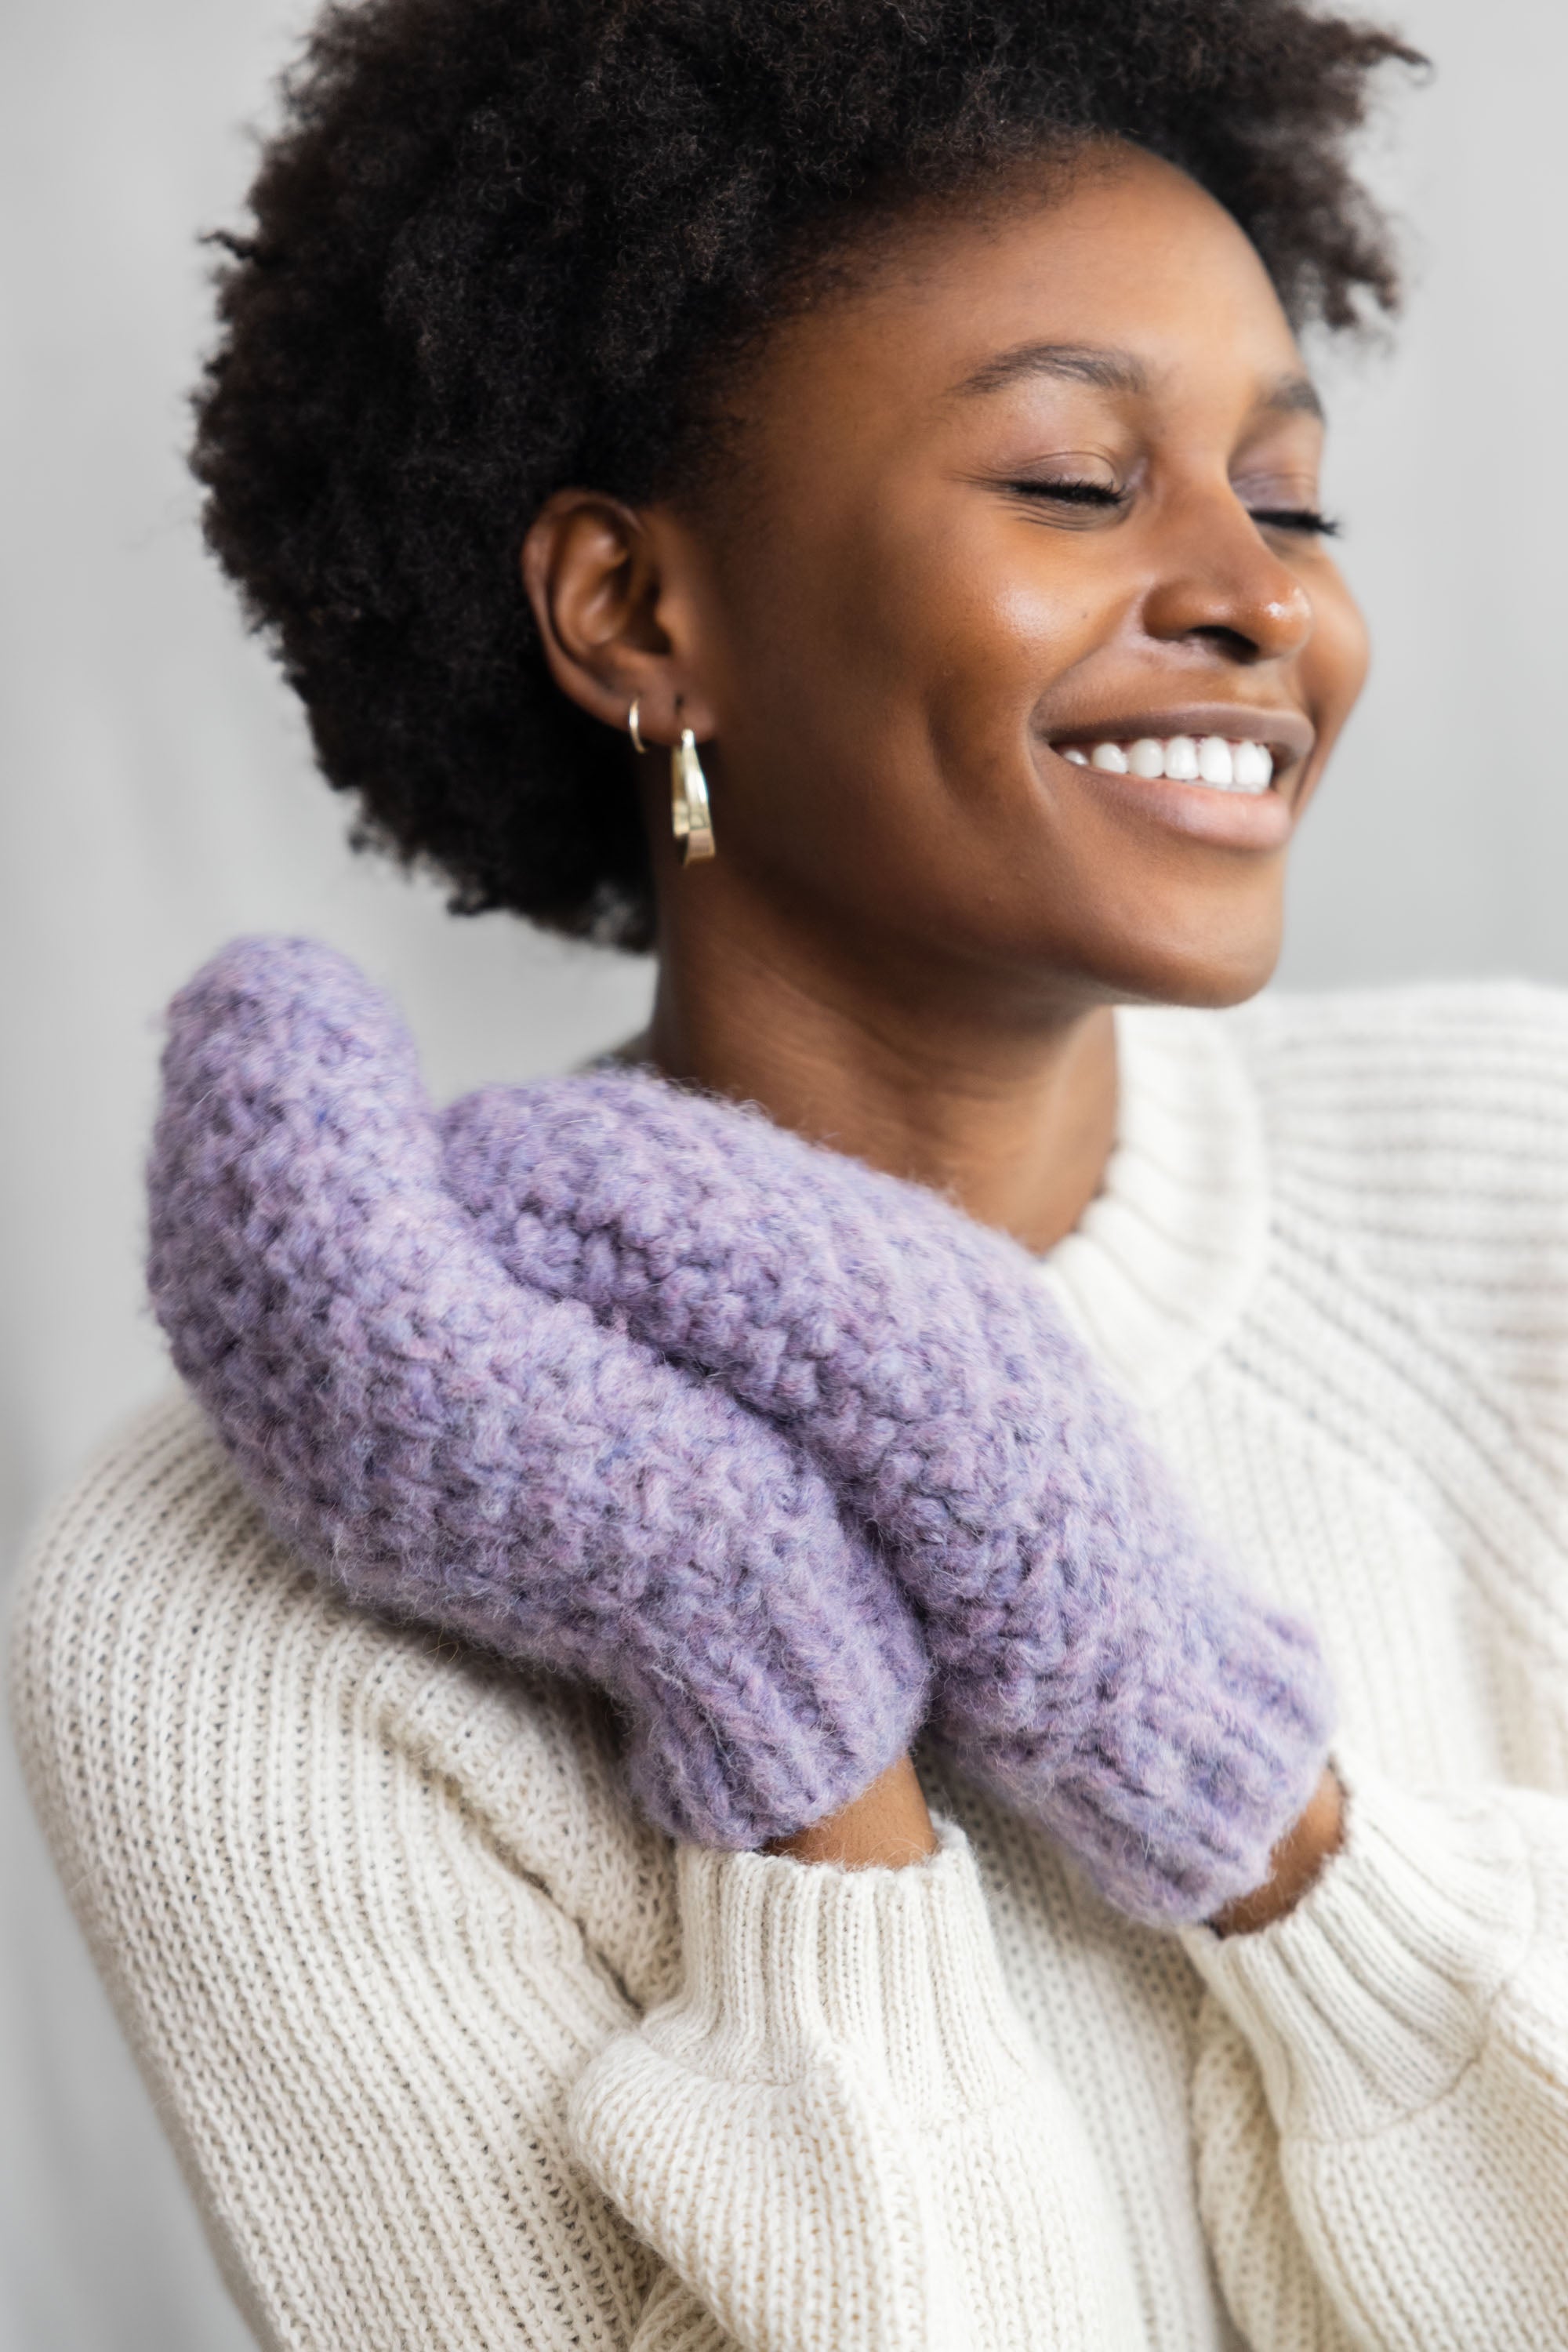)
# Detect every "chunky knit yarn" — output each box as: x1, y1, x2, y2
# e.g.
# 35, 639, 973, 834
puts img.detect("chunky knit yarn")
149, 936, 1331, 1919
447, 1070, 1334, 1922
147, 938, 927, 1850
